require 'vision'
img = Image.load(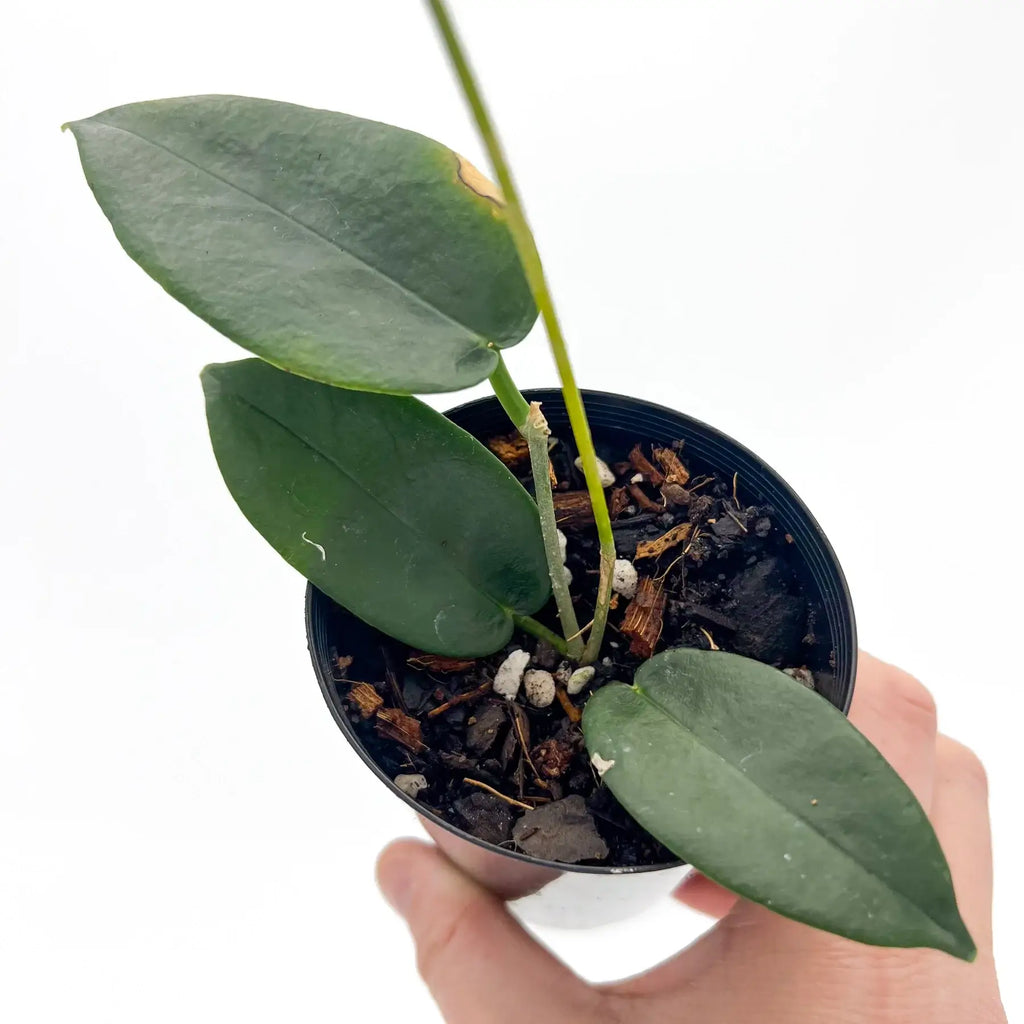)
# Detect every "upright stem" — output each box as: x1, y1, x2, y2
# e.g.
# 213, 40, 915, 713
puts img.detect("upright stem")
427, 0, 616, 664
490, 355, 583, 661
